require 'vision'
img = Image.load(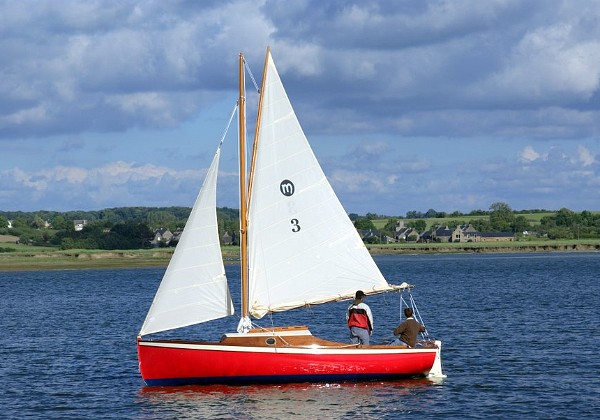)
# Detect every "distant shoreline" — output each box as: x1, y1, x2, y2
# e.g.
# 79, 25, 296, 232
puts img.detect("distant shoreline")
367, 241, 600, 254
0, 240, 600, 272
0, 250, 172, 272
1, 241, 598, 271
